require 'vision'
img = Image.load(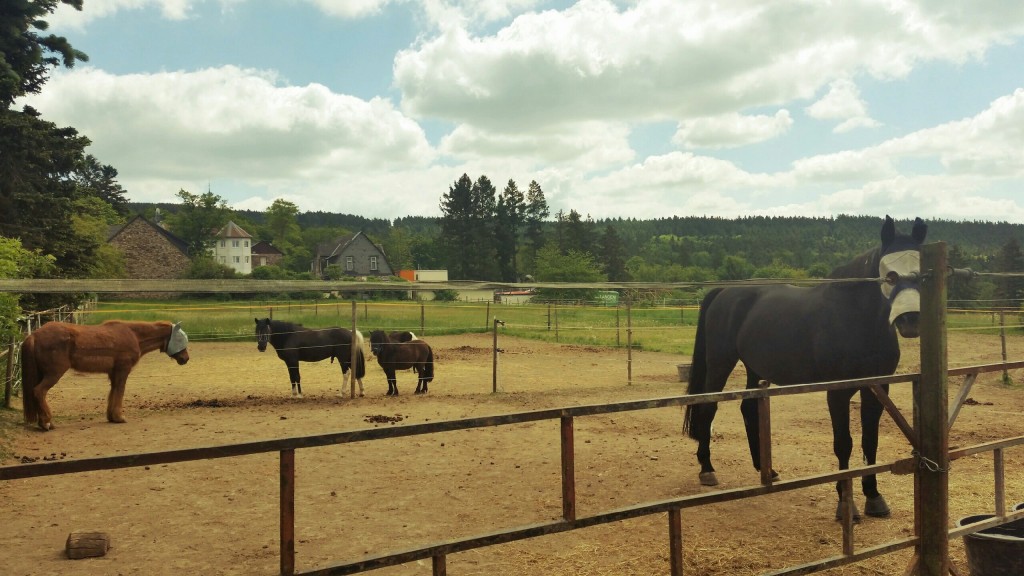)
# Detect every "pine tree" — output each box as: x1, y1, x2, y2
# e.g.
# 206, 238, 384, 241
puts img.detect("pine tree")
495, 179, 526, 281
994, 237, 1024, 309
439, 174, 475, 279
600, 224, 629, 281
523, 180, 549, 270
